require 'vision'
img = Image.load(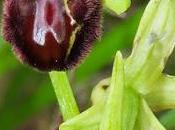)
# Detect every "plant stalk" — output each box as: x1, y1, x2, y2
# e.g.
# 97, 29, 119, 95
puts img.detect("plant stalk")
49, 71, 79, 121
